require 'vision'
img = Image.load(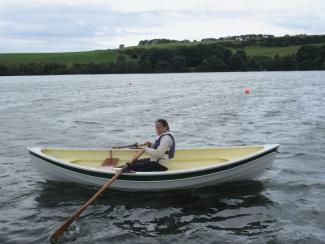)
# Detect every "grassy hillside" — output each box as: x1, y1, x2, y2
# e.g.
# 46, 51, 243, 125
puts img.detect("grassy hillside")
128, 40, 294, 55
0, 50, 119, 66
128, 41, 325, 57
240, 43, 325, 57
0, 39, 324, 66
240, 45, 301, 57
